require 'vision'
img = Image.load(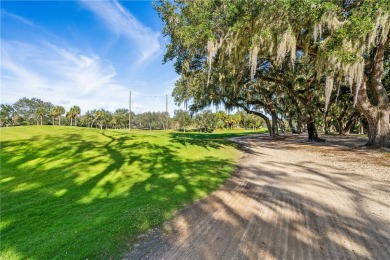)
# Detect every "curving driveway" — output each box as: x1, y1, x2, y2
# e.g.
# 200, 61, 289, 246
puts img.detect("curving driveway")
126, 134, 390, 260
